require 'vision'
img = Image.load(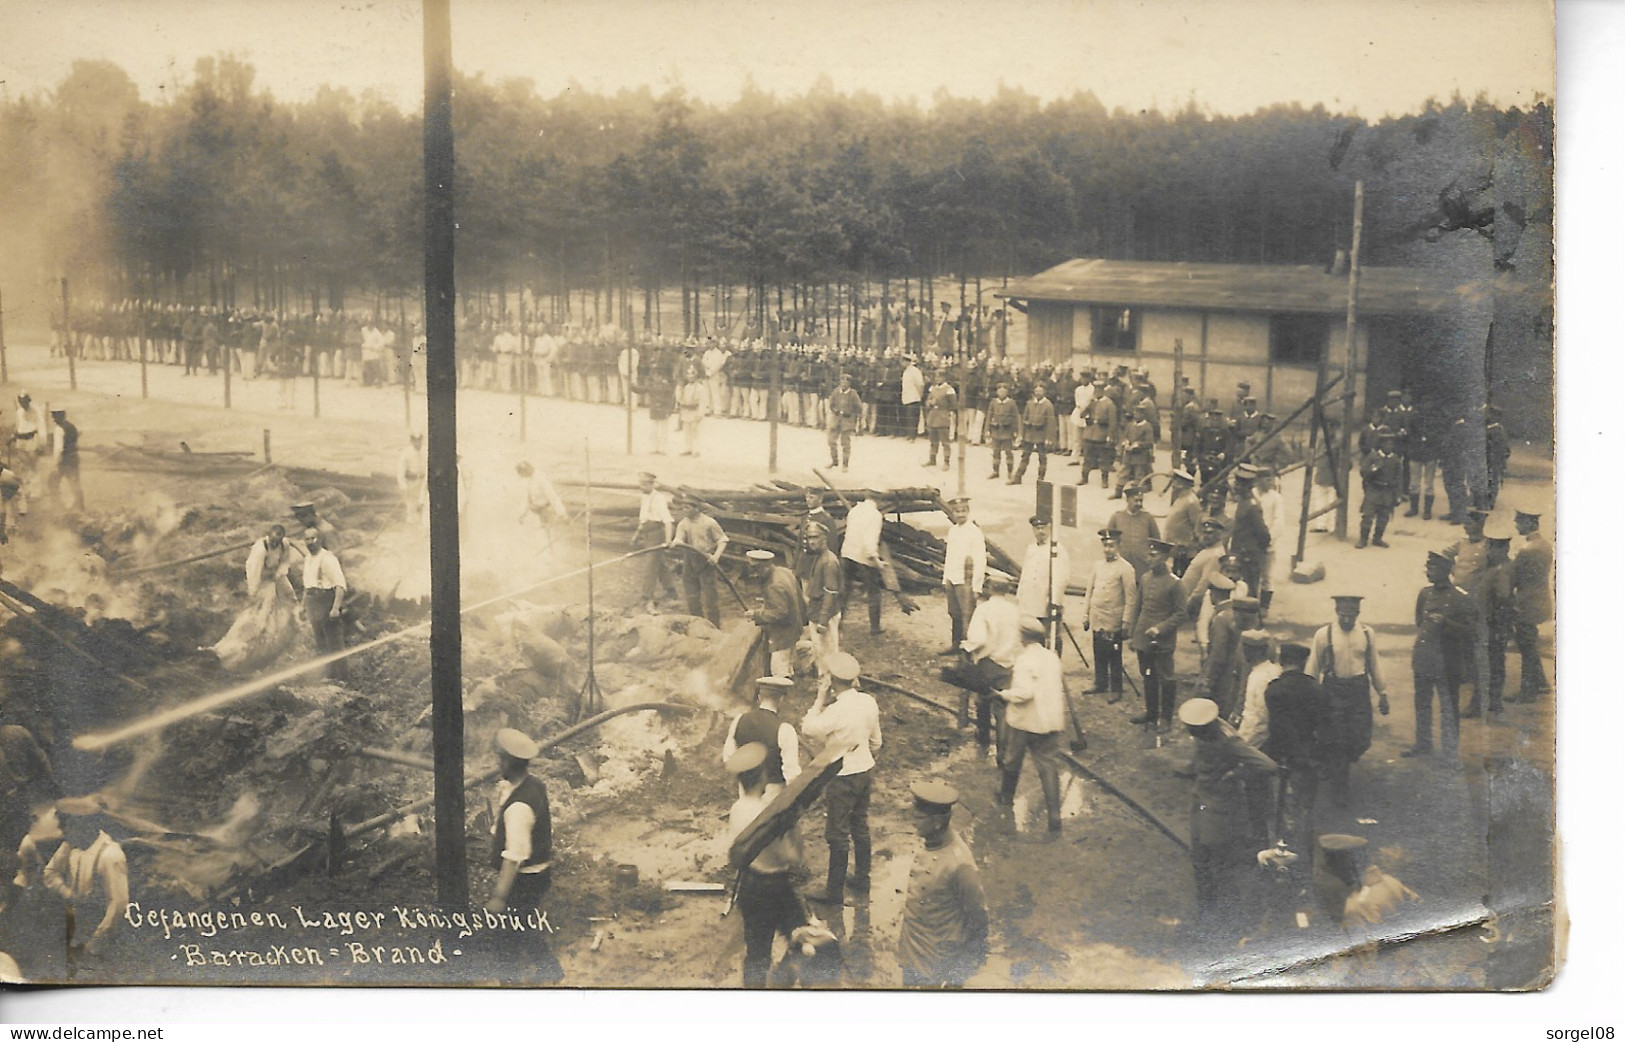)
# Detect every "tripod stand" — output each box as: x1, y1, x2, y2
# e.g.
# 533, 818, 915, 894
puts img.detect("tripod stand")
576, 440, 605, 721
